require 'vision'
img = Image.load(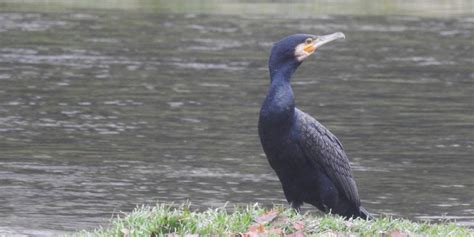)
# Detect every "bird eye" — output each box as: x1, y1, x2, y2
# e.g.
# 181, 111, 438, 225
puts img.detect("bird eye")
305, 38, 313, 44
